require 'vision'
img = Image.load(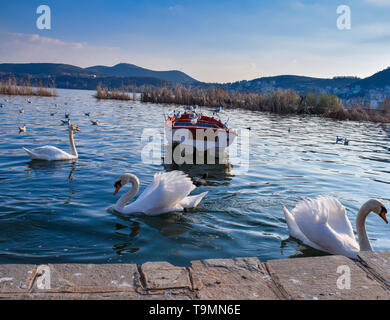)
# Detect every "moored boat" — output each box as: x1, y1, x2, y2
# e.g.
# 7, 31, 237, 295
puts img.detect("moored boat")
165, 106, 237, 156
